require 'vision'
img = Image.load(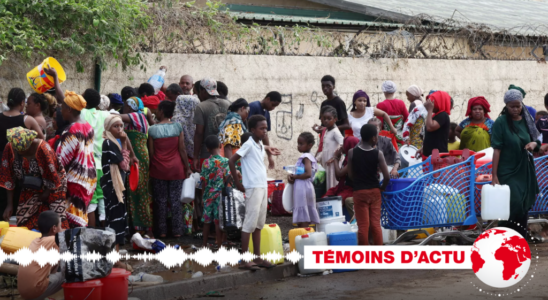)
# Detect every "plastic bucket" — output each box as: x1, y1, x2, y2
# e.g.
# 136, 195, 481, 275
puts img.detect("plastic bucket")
26, 57, 66, 94
62, 279, 103, 300
100, 268, 130, 300
385, 178, 416, 192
